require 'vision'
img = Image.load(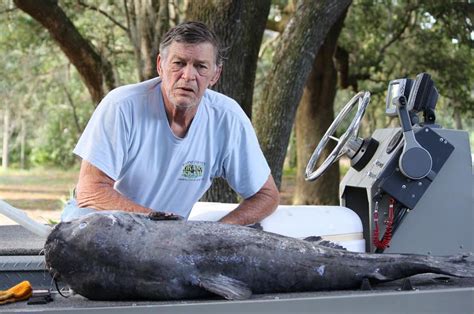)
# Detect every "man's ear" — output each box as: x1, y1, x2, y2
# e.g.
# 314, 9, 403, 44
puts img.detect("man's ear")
209, 65, 222, 87
156, 54, 163, 76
